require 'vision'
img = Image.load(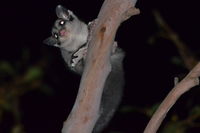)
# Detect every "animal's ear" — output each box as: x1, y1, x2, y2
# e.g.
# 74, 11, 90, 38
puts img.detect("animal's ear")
56, 5, 73, 20
43, 36, 58, 46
